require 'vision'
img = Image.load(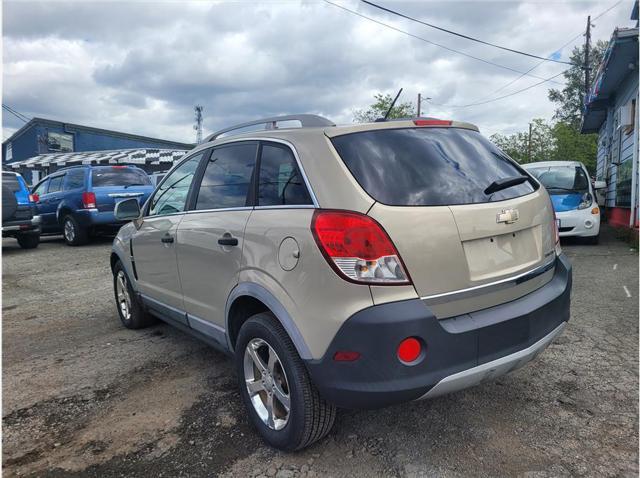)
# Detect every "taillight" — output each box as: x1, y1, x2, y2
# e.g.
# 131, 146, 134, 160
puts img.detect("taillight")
29, 193, 39, 203
413, 119, 452, 126
311, 210, 411, 285
82, 192, 97, 209
552, 209, 561, 255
